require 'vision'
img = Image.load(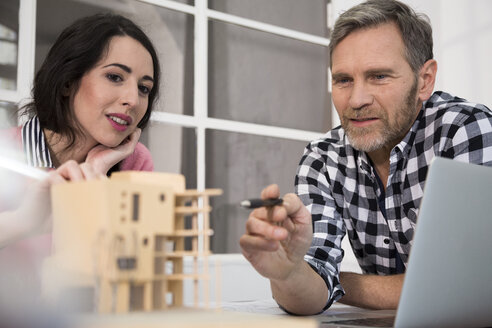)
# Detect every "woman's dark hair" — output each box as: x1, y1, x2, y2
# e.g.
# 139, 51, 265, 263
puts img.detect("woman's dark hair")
22, 13, 160, 149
